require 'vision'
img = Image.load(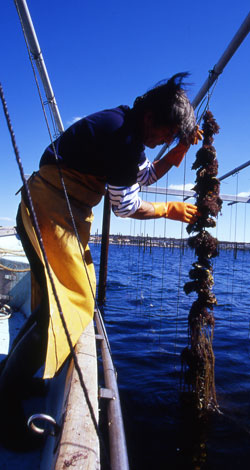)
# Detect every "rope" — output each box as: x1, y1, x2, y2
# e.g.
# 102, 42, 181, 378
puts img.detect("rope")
174, 155, 187, 365
195, 71, 219, 125
228, 173, 239, 323
0, 83, 110, 465
13, 5, 114, 463
15, 2, 114, 364
148, 187, 157, 313
224, 205, 233, 316
13, 0, 60, 141
240, 203, 247, 299
158, 173, 169, 344
233, 173, 239, 256
0, 247, 30, 272
0, 248, 26, 256
0, 262, 30, 273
